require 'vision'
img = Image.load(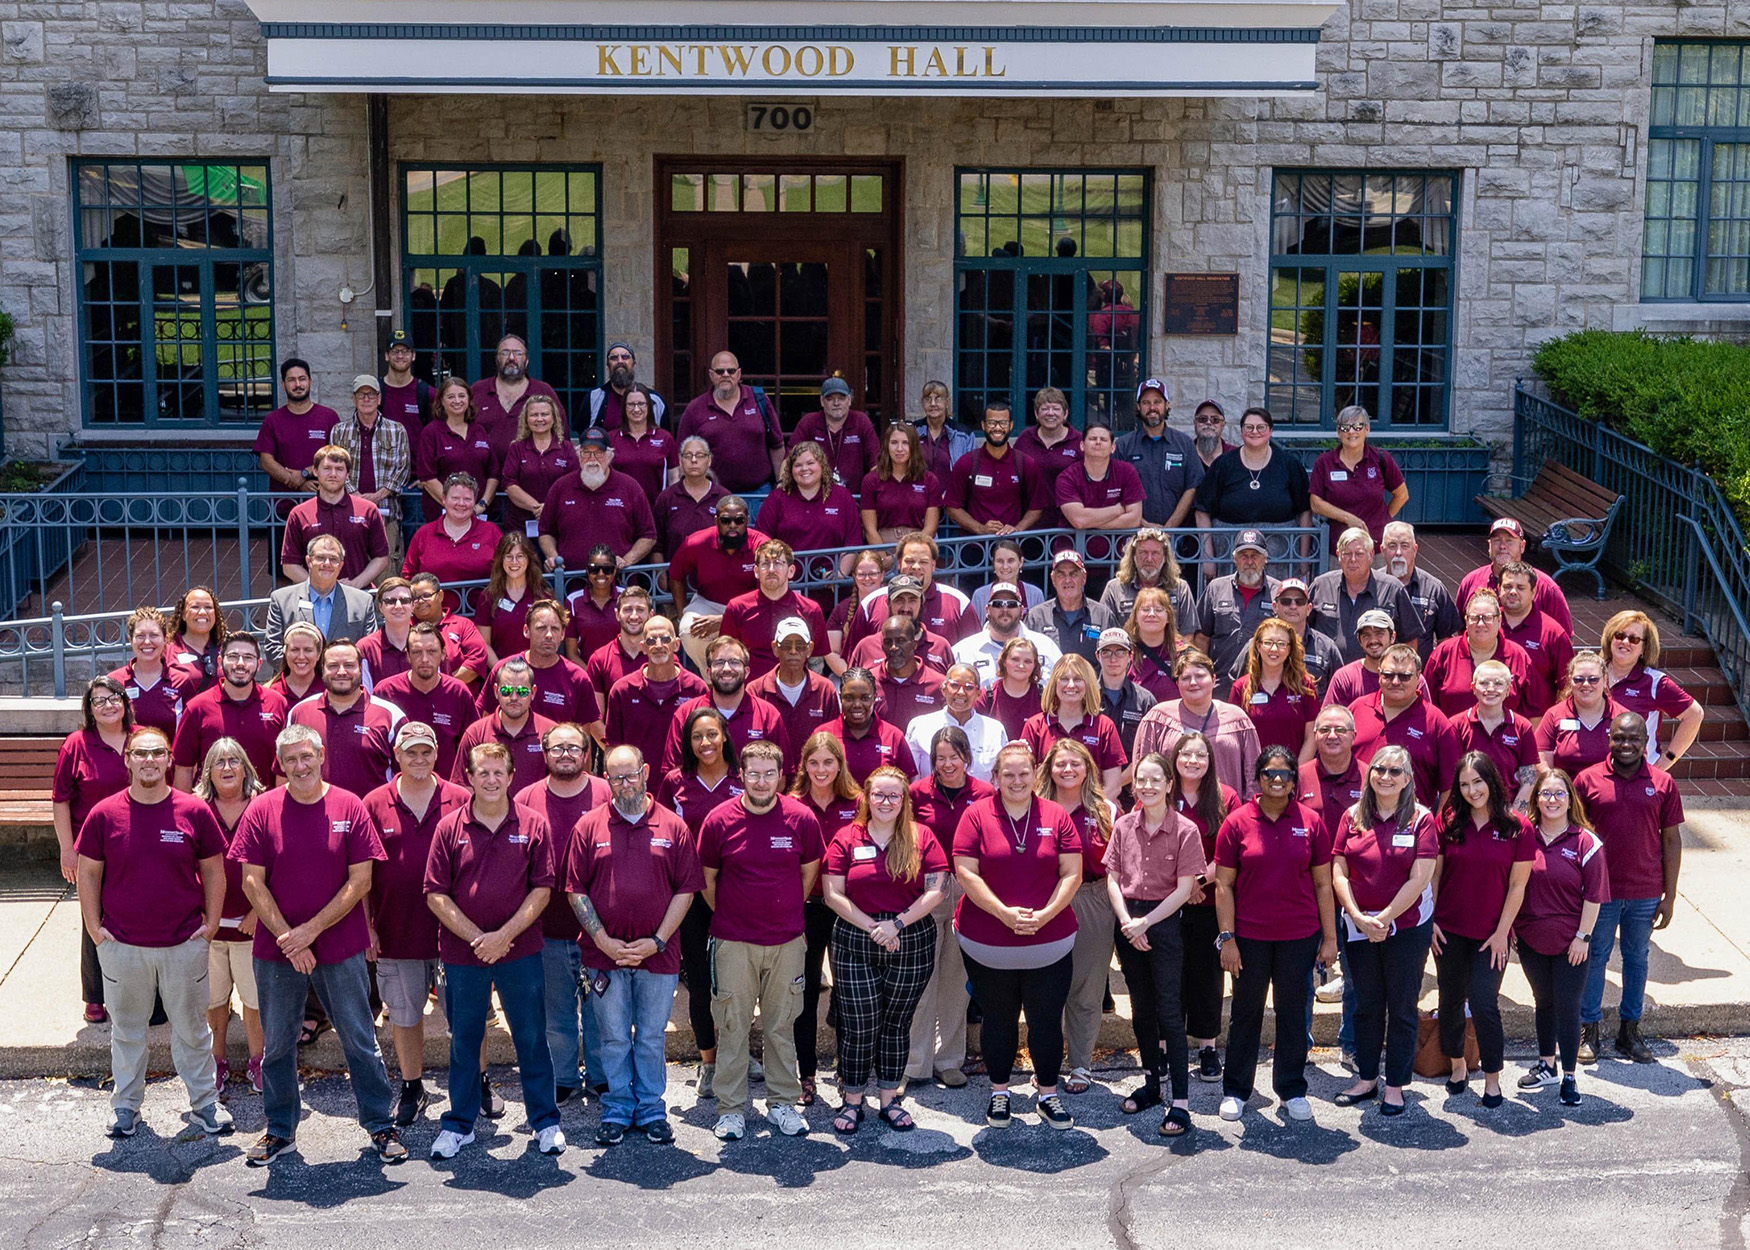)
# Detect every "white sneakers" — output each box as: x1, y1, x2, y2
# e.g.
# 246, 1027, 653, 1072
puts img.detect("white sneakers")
537, 1126, 566, 1155
1283, 1096, 1314, 1121
1219, 1096, 1245, 1121
429, 1129, 474, 1159
767, 1103, 808, 1137
714, 1113, 746, 1141
1314, 975, 1346, 1004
